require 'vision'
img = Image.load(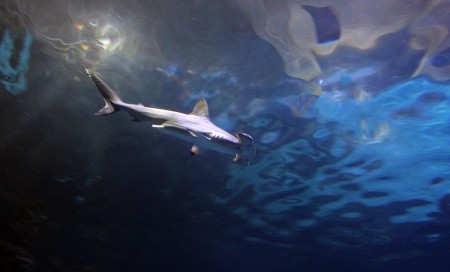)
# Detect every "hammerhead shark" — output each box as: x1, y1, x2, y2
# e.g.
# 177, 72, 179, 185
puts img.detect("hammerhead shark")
86, 69, 256, 163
